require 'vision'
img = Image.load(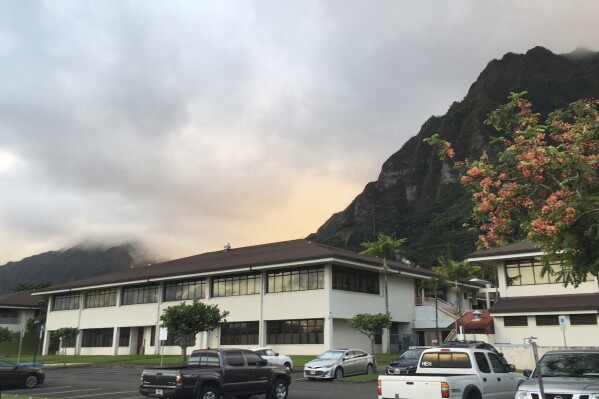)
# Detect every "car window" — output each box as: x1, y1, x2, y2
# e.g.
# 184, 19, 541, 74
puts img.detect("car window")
355, 350, 366, 357
488, 353, 508, 373
539, 353, 599, 377
0, 359, 14, 368
245, 352, 263, 365
421, 352, 472, 368
265, 349, 277, 356
189, 352, 220, 366
226, 351, 244, 367
474, 352, 491, 373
